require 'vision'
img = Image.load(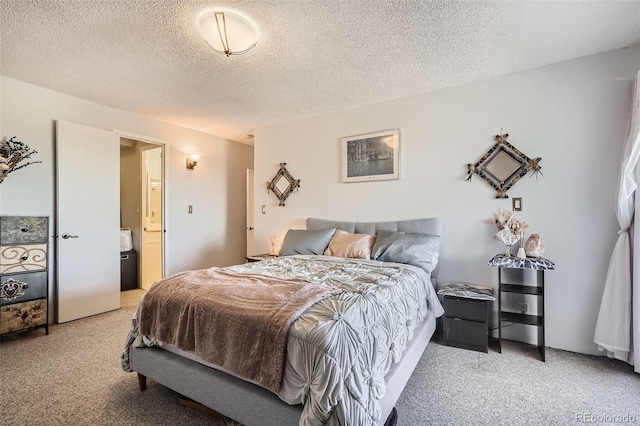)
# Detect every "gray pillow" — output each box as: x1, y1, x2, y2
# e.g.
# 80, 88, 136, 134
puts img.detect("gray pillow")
279, 228, 336, 256
372, 230, 440, 273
